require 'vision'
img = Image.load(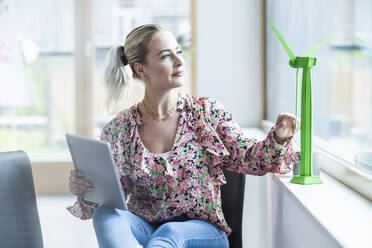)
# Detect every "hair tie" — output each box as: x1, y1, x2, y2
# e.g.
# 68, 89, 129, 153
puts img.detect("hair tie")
119, 46, 128, 66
